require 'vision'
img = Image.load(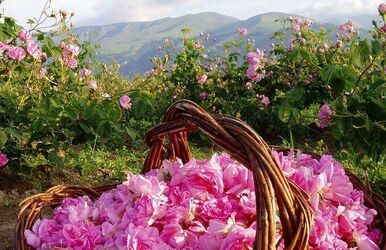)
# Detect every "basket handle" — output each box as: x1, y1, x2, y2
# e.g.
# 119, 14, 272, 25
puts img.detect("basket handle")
142, 99, 313, 250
